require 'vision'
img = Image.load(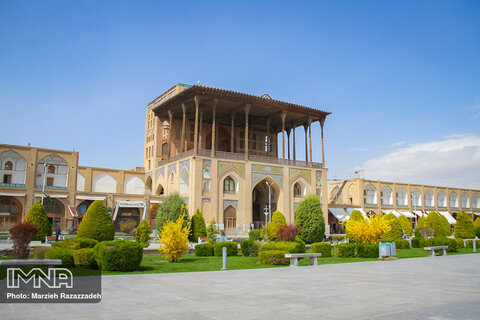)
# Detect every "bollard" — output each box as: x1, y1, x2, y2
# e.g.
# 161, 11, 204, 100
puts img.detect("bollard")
474, 237, 478, 253
222, 246, 227, 270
